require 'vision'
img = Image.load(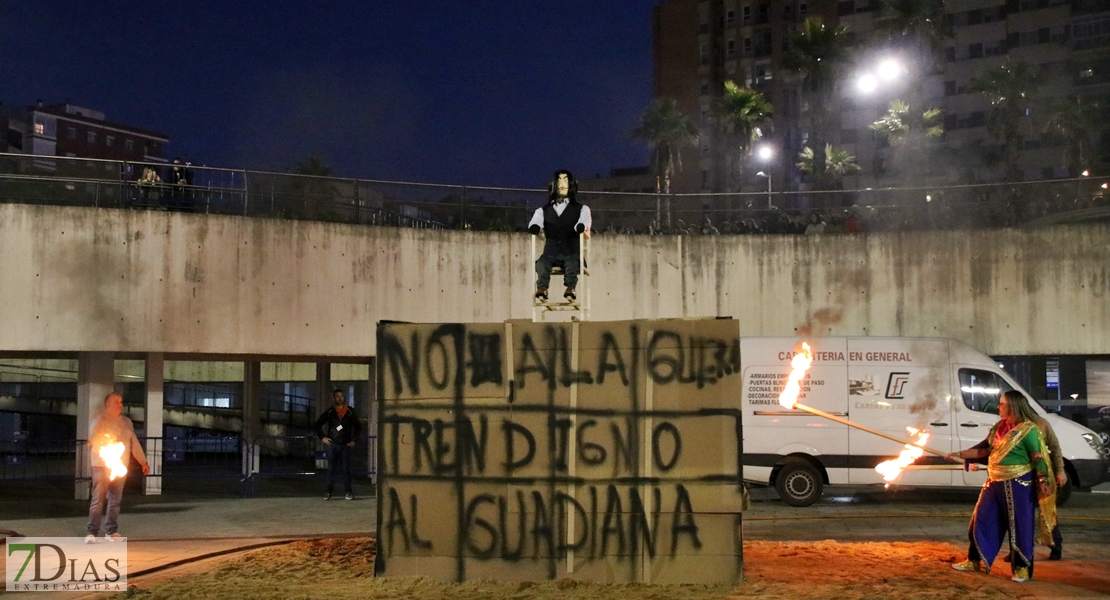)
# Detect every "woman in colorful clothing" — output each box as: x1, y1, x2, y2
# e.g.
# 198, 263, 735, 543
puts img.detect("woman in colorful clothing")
946, 390, 1057, 583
